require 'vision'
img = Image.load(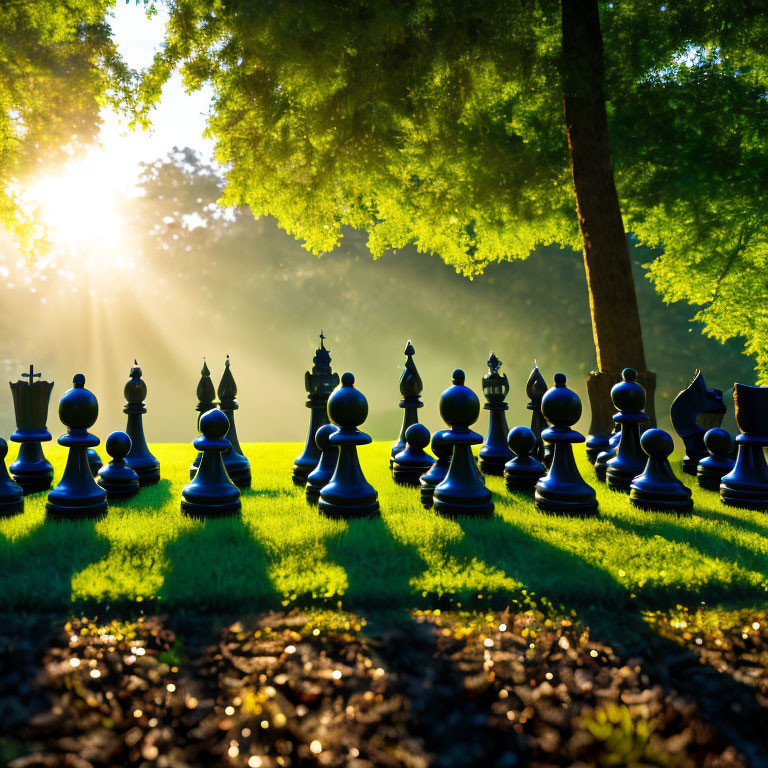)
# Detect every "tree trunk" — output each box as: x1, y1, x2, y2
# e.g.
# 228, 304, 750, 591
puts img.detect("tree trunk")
560, 0, 656, 438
